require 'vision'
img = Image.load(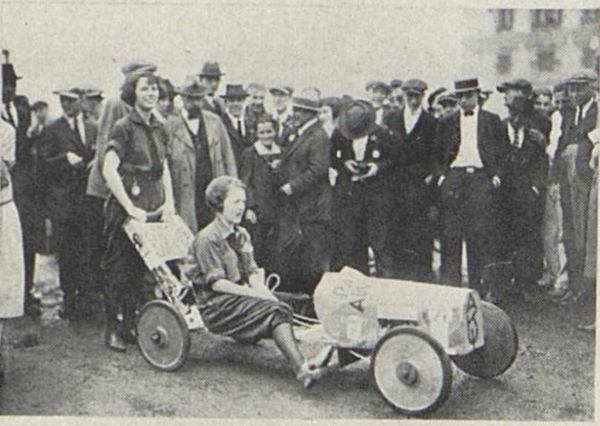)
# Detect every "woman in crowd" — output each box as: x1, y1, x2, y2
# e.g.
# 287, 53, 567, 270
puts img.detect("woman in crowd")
184, 176, 326, 388
101, 71, 176, 352
0, 104, 25, 384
